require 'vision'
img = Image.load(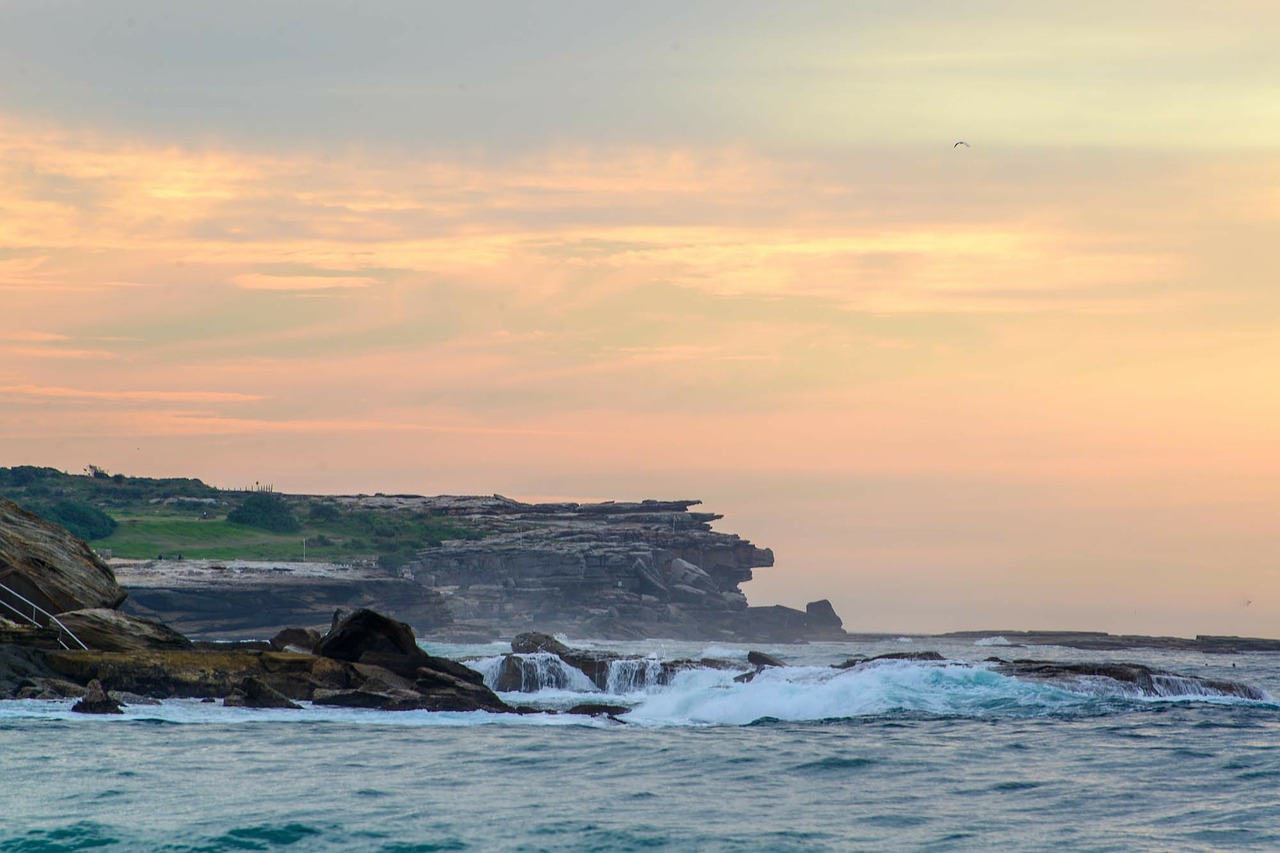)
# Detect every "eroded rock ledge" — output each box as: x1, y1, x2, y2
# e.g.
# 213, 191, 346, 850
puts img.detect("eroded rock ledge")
115, 495, 846, 643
